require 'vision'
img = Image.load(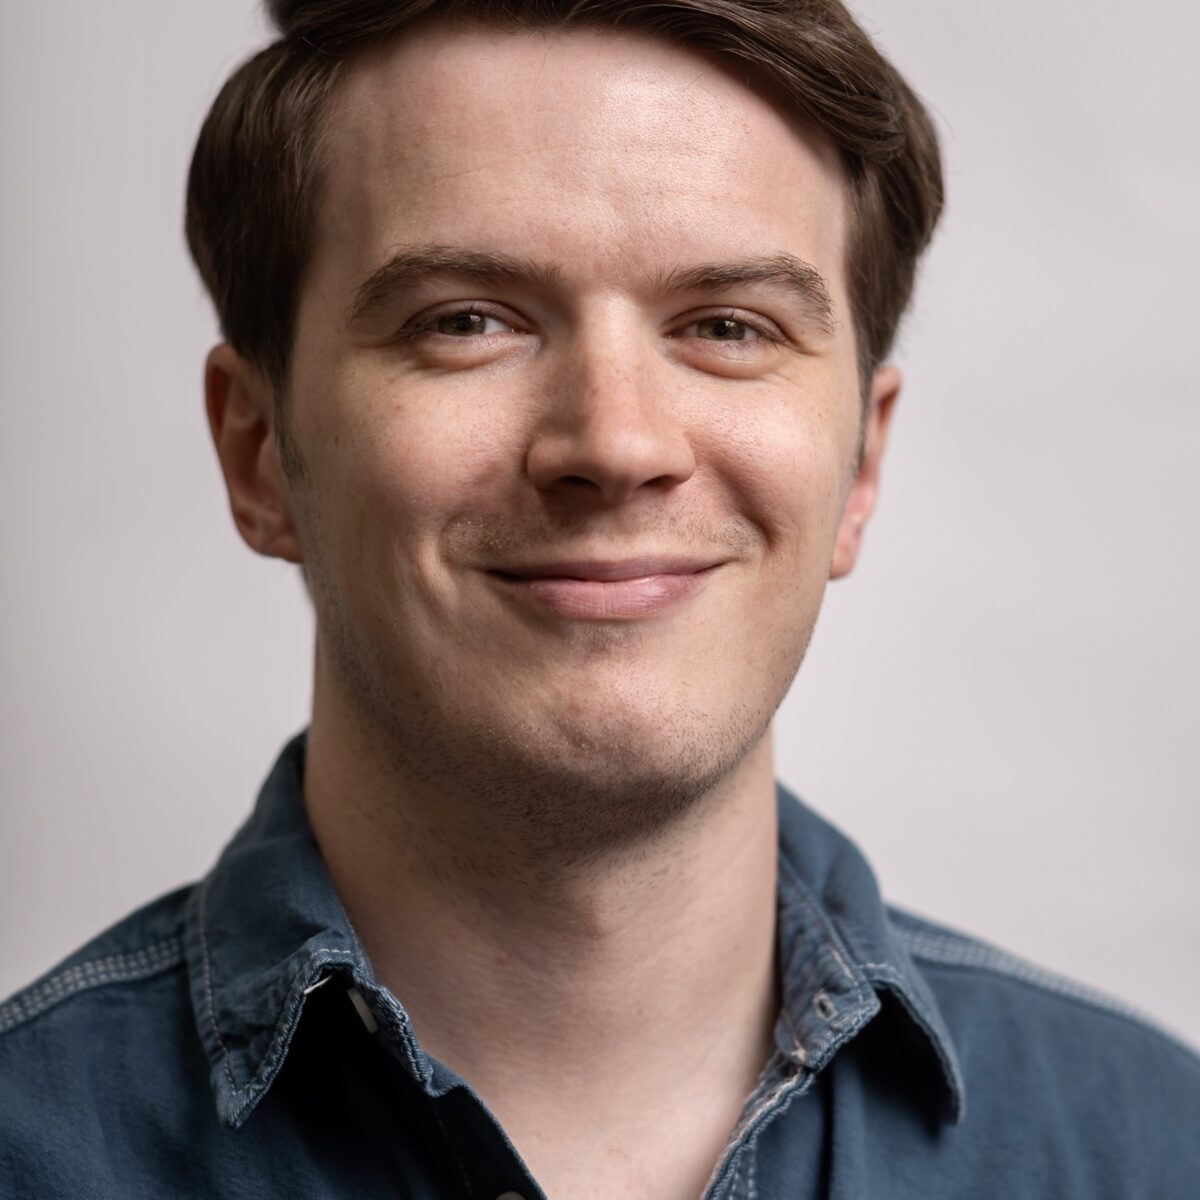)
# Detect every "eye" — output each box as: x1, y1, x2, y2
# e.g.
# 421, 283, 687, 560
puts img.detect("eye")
674, 311, 782, 345
396, 305, 525, 342
684, 316, 758, 341
429, 309, 515, 337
